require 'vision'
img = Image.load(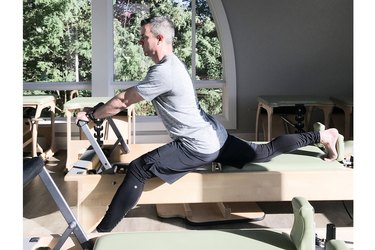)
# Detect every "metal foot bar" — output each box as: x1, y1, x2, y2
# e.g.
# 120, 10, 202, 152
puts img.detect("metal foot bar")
77, 116, 130, 174
106, 116, 130, 154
